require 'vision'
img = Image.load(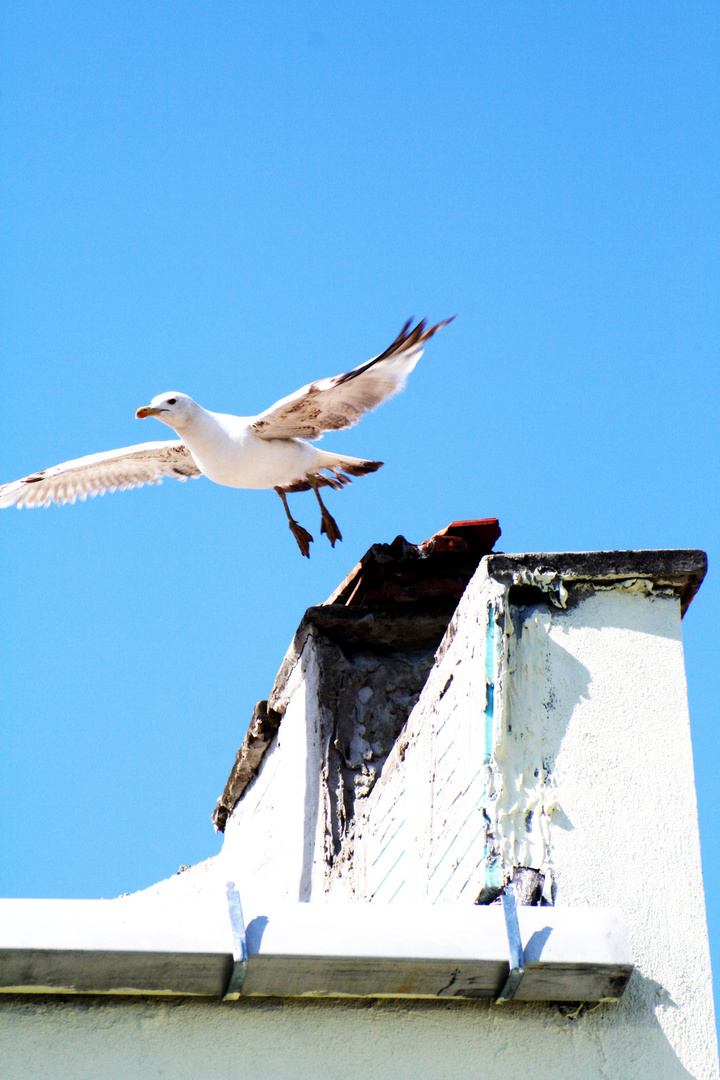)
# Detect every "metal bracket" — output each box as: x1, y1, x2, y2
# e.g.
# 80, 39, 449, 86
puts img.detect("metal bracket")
223, 881, 249, 1000
495, 882, 525, 1004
